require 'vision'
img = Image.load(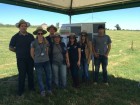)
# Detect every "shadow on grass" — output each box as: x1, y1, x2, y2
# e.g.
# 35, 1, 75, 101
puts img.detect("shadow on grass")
0, 71, 140, 105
